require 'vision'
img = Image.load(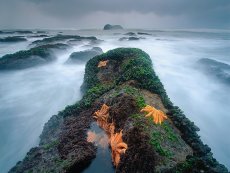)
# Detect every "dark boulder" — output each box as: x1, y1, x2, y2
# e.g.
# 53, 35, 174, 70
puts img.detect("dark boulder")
65, 47, 103, 64
119, 37, 144, 41
0, 36, 27, 42
0, 43, 69, 70
137, 32, 152, 35
31, 34, 98, 47
124, 32, 136, 36
103, 24, 123, 30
